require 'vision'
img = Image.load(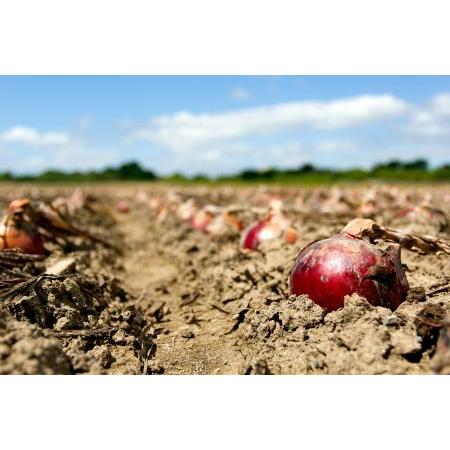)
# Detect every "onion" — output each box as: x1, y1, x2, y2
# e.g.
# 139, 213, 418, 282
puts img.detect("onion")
176, 199, 196, 221
0, 224, 44, 255
290, 228, 409, 311
396, 205, 449, 232
357, 199, 379, 217
189, 209, 214, 232
0, 199, 45, 255
206, 212, 243, 235
241, 212, 295, 250
241, 216, 276, 250
116, 200, 130, 213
